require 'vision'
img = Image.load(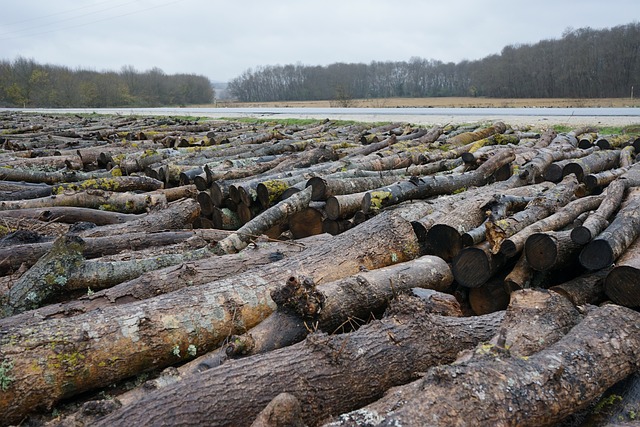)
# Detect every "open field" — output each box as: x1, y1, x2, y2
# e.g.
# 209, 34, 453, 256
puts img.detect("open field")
212, 97, 640, 109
